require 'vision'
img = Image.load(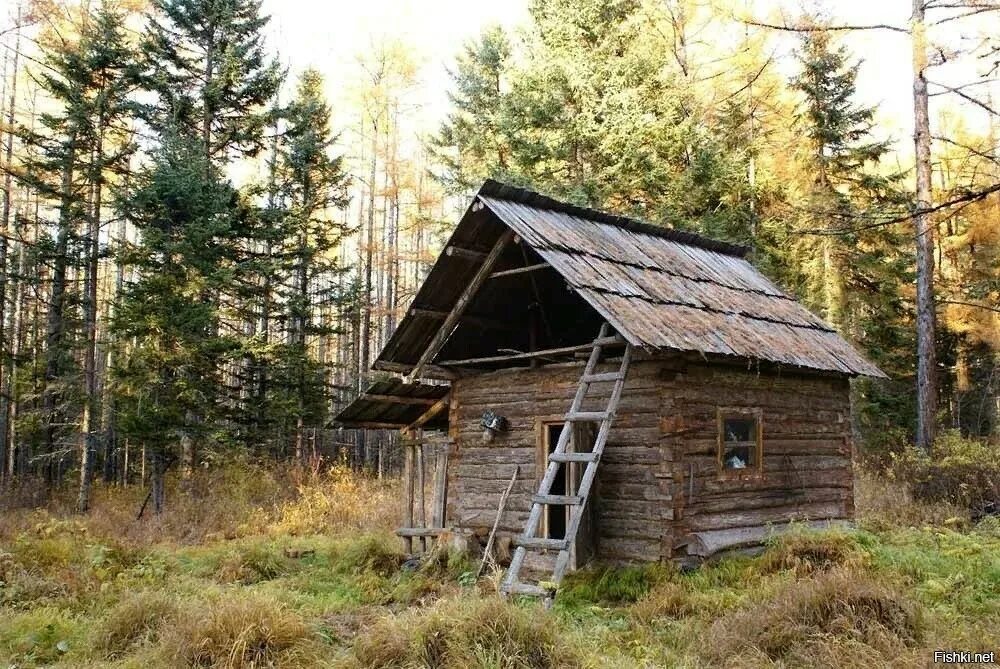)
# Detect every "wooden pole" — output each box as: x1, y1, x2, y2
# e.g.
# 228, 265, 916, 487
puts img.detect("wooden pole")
401, 429, 414, 555
911, 0, 937, 451
416, 433, 426, 553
